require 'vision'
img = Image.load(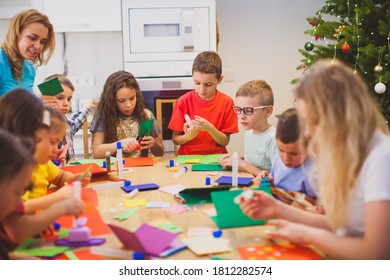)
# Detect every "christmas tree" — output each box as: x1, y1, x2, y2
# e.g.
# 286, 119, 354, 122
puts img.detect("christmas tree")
296, 0, 389, 125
